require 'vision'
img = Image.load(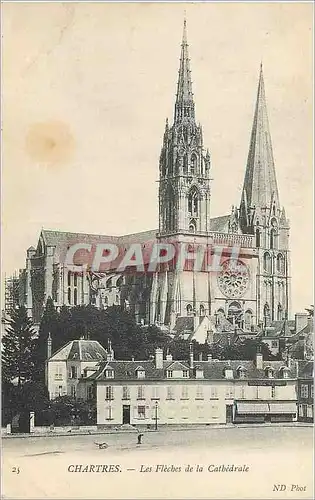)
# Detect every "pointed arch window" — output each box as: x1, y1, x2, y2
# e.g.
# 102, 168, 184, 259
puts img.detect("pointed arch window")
263, 252, 272, 274
166, 185, 176, 231
188, 188, 199, 217
255, 228, 261, 248
244, 309, 253, 331
227, 301, 242, 327
276, 254, 285, 274
116, 276, 123, 288
216, 308, 225, 325
189, 222, 196, 233
190, 154, 197, 176
199, 304, 205, 316
183, 155, 188, 175
270, 219, 278, 250
277, 304, 283, 321
264, 303, 271, 327
186, 304, 193, 316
